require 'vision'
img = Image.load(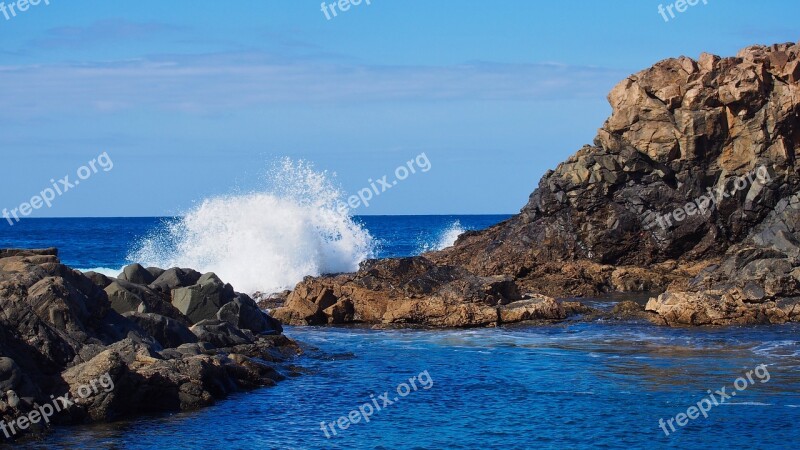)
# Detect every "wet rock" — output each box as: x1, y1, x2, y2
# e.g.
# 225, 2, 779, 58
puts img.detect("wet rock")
497, 296, 565, 324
